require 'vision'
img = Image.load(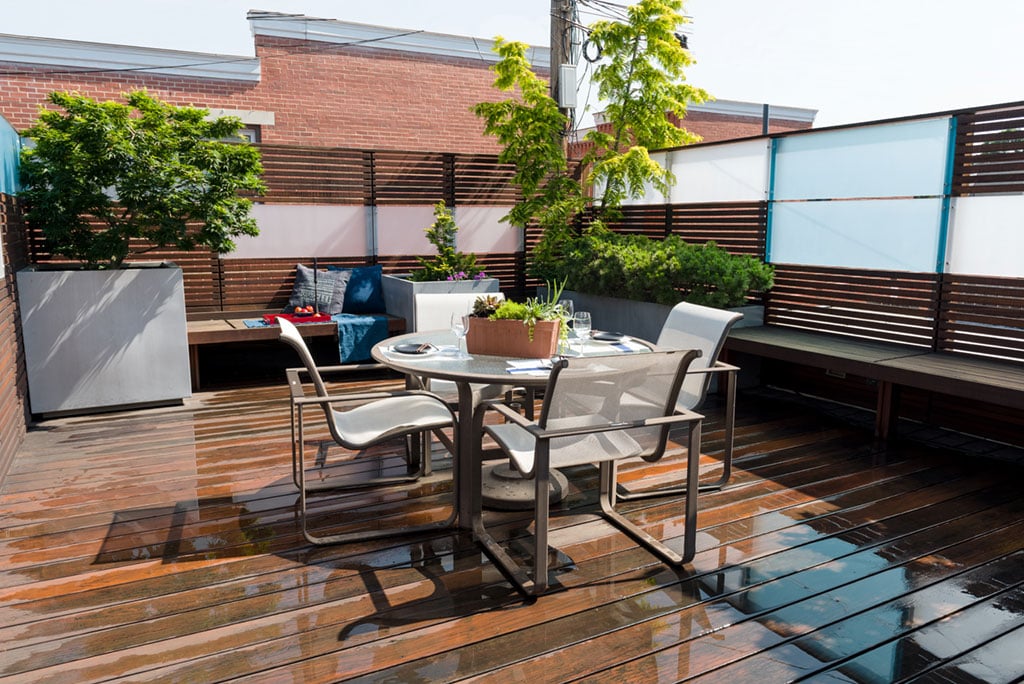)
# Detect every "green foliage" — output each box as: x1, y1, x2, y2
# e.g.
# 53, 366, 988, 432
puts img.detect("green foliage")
584, 0, 708, 208
473, 1, 712, 292
408, 201, 483, 281
472, 38, 585, 233
478, 279, 568, 340
554, 229, 774, 309
19, 90, 266, 268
